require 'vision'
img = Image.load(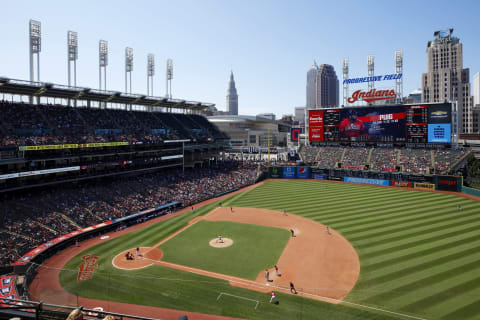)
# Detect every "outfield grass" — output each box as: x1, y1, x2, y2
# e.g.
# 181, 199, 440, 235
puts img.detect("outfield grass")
159, 220, 290, 279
